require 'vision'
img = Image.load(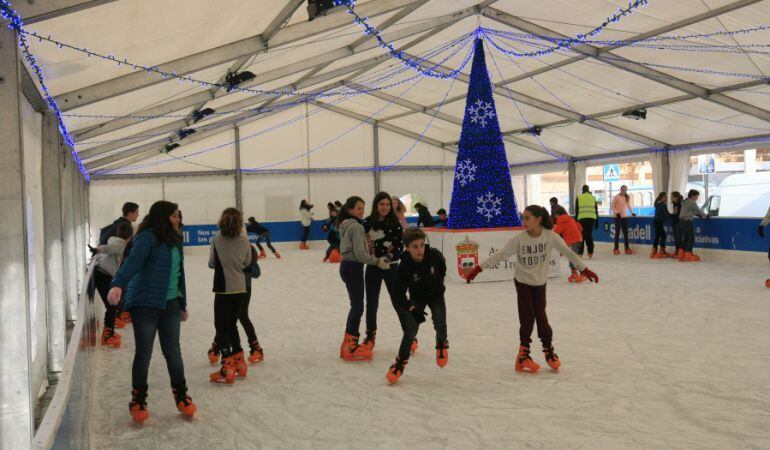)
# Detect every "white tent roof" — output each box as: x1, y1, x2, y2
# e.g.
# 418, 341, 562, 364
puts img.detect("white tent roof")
14, 0, 770, 176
